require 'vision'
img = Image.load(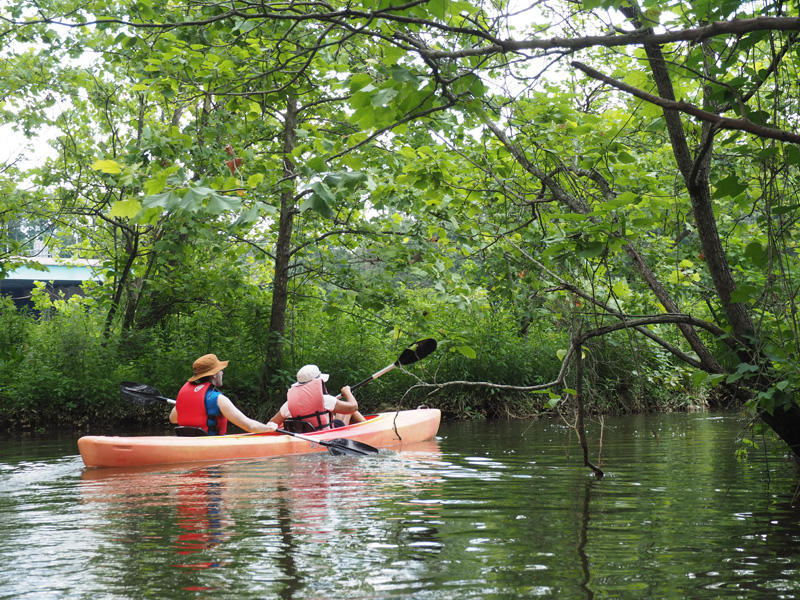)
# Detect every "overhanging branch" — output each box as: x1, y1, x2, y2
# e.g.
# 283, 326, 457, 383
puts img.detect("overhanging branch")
572, 61, 800, 145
